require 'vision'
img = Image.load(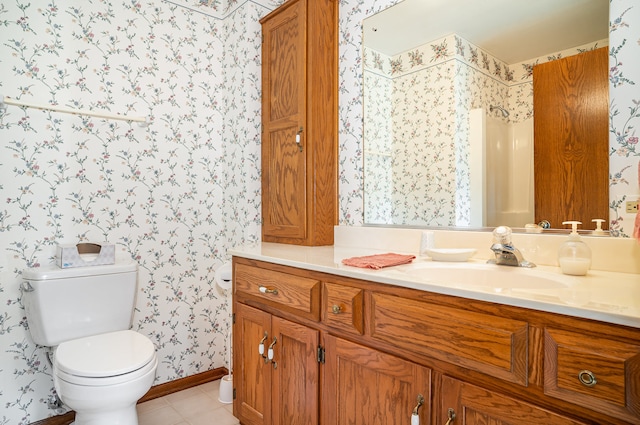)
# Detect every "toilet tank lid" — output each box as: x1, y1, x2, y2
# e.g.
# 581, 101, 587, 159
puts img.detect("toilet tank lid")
23, 261, 137, 281
56, 330, 155, 378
